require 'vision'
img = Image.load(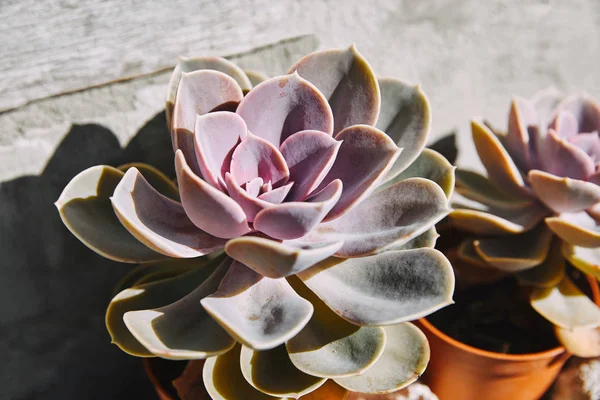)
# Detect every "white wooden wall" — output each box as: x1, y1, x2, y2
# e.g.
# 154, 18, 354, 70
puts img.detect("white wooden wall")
2, 0, 600, 179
